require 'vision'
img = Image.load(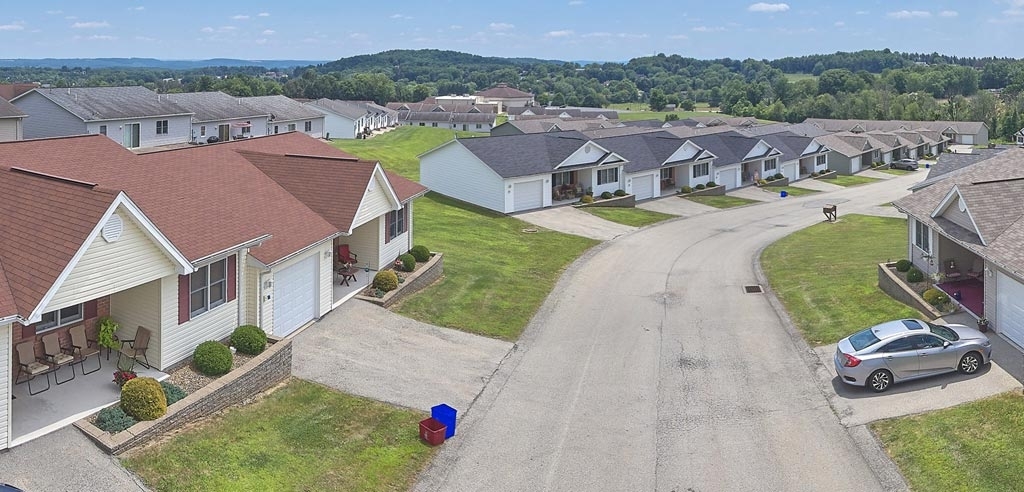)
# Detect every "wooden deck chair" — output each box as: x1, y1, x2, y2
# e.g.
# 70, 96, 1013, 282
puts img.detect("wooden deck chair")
119, 326, 152, 370
336, 244, 358, 267
69, 325, 102, 375
15, 341, 52, 395
967, 257, 984, 279
944, 259, 962, 280
42, 332, 75, 384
